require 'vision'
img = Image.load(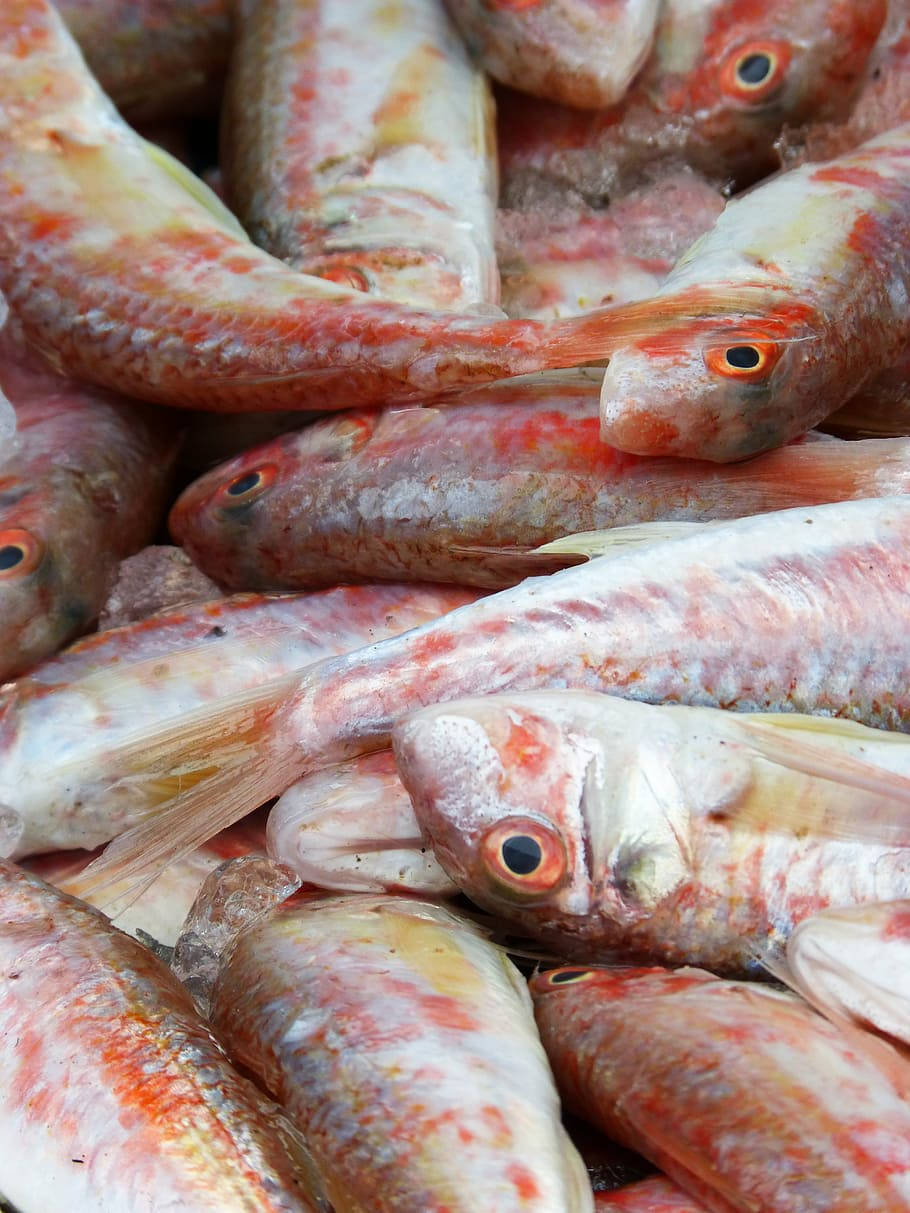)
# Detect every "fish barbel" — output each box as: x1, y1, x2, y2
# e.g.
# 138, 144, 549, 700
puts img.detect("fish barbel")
498, 0, 885, 206
0, 0, 607, 414
57, 0, 231, 122
599, 122, 910, 461
209, 891, 594, 1212
783, 900, 910, 1049
69, 496, 910, 905
394, 689, 910, 971
0, 583, 479, 857
223, 0, 499, 312
594, 1177, 709, 1211
531, 965, 910, 1211
169, 374, 910, 591
0, 861, 327, 1212
0, 331, 178, 681
443, 0, 660, 108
